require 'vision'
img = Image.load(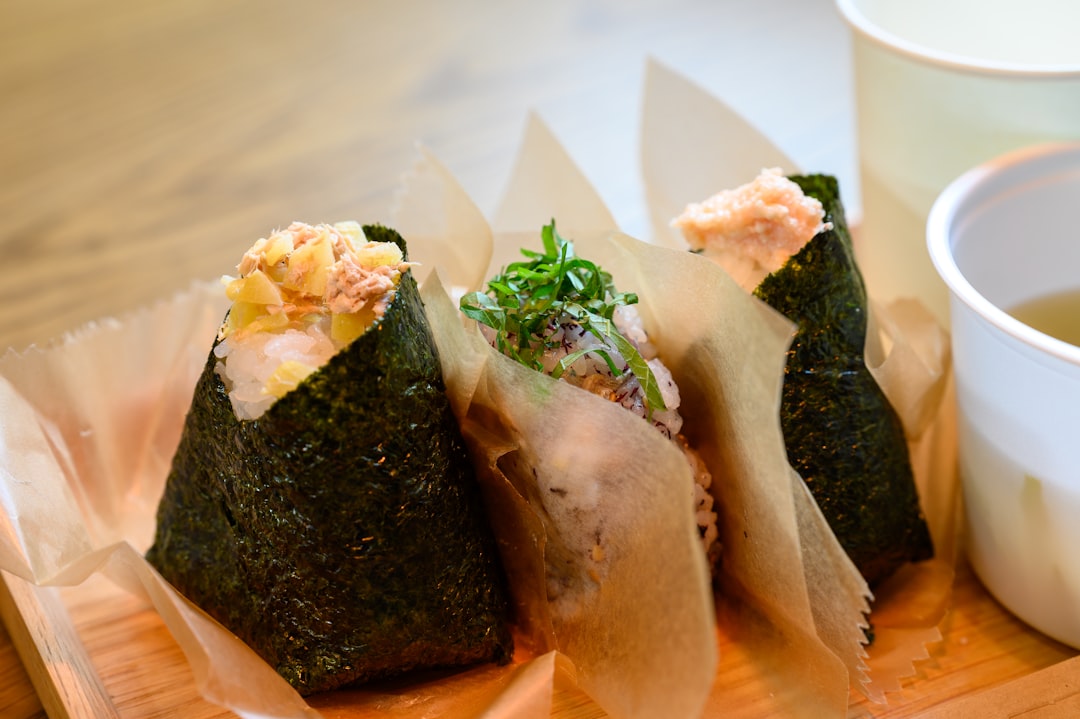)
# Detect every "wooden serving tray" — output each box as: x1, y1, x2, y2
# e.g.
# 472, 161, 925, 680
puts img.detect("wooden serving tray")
1, 562, 1076, 719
